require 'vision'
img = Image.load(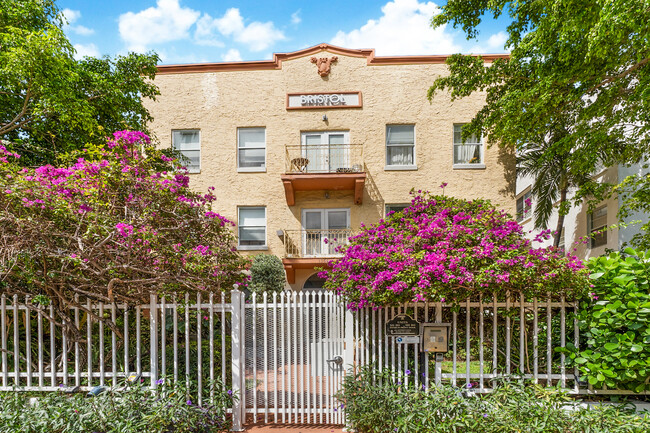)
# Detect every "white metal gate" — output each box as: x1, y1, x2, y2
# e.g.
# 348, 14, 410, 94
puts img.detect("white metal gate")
235, 290, 347, 427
